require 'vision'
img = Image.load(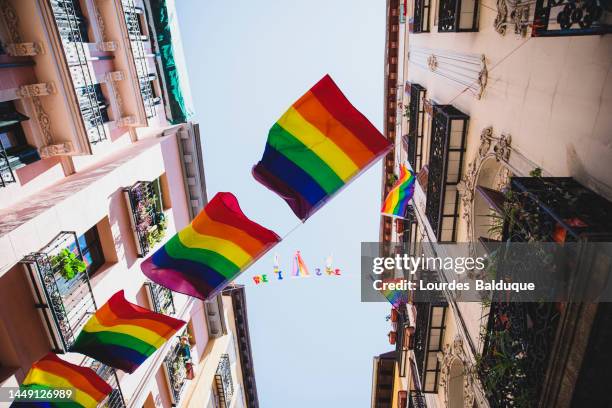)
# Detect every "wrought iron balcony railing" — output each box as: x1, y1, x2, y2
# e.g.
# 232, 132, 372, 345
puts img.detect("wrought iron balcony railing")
533, 0, 611, 37
163, 336, 192, 406
146, 282, 176, 316
83, 358, 126, 408
406, 83, 426, 173
409, 390, 427, 408
437, 0, 480, 32
123, 180, 167, 257
22, 231, 97, 352
0, 138, 16, 188
425, 104, 468, 242
122, 0, 159, 119
50, 0, 109, 145
215, 354, 234, 408
410, 0, 432, 33
479, 177, 612, 407
413, 302, 446, 394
